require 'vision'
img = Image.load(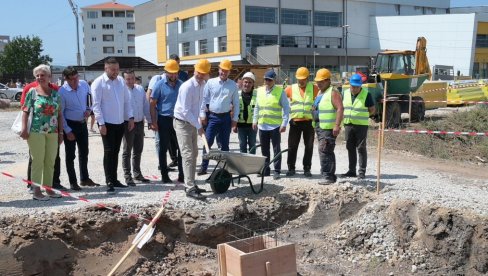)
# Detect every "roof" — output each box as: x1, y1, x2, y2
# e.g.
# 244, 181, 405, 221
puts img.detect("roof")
82, 2, 134, 10
82, 56, 160, 70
